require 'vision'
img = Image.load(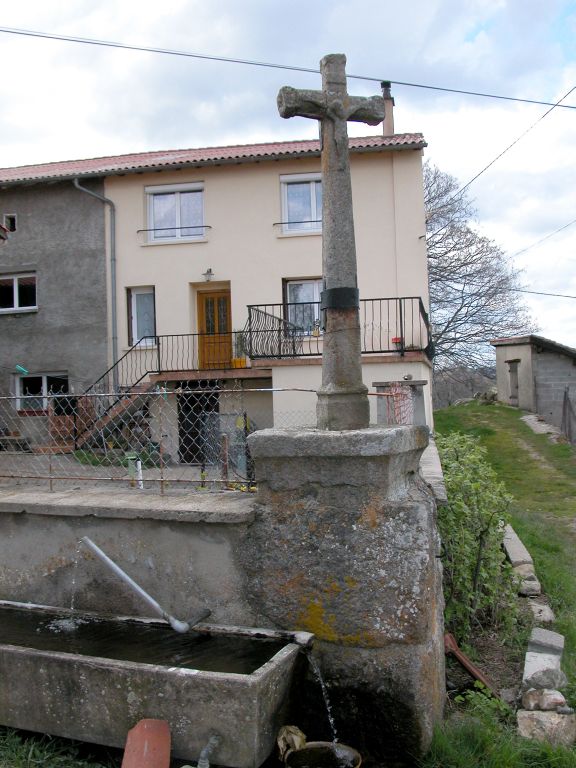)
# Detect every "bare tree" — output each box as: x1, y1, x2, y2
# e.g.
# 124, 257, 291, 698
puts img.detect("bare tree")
425, 162, 535, 370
